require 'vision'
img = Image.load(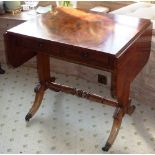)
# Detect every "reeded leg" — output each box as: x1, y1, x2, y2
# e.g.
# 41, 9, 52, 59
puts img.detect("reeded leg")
102, 108, 124, 151
25, 85, 46, 121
